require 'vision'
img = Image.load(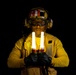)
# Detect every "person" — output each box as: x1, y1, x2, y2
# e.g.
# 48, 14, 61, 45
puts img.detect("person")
7, 7, 69, 75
